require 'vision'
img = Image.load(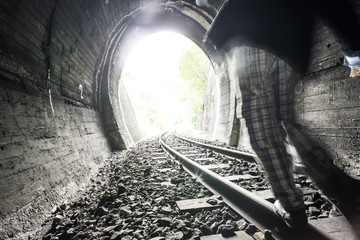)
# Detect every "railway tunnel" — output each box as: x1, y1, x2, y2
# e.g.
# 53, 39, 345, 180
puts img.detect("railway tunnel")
0, 0, 359, 238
